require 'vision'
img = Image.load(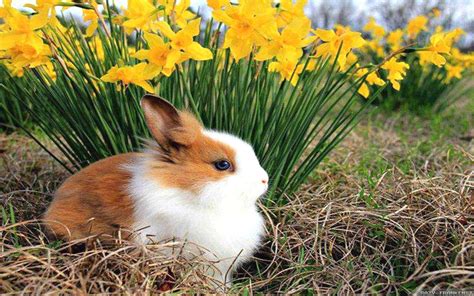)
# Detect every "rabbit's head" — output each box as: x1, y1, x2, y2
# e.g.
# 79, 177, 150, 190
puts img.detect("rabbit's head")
139, 95, 269, 208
